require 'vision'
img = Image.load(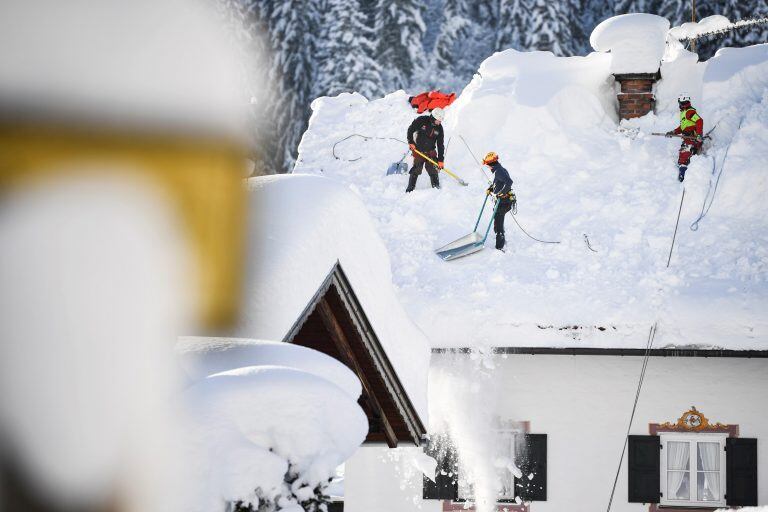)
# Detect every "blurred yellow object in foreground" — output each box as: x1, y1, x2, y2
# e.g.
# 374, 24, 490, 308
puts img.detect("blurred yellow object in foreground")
0, 122, 248, 330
